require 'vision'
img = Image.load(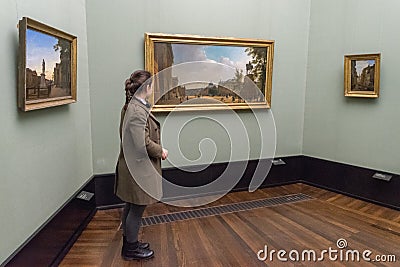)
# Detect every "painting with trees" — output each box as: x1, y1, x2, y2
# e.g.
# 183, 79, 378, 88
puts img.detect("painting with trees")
18, 17, 77, 111
145, 33, 274, 112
